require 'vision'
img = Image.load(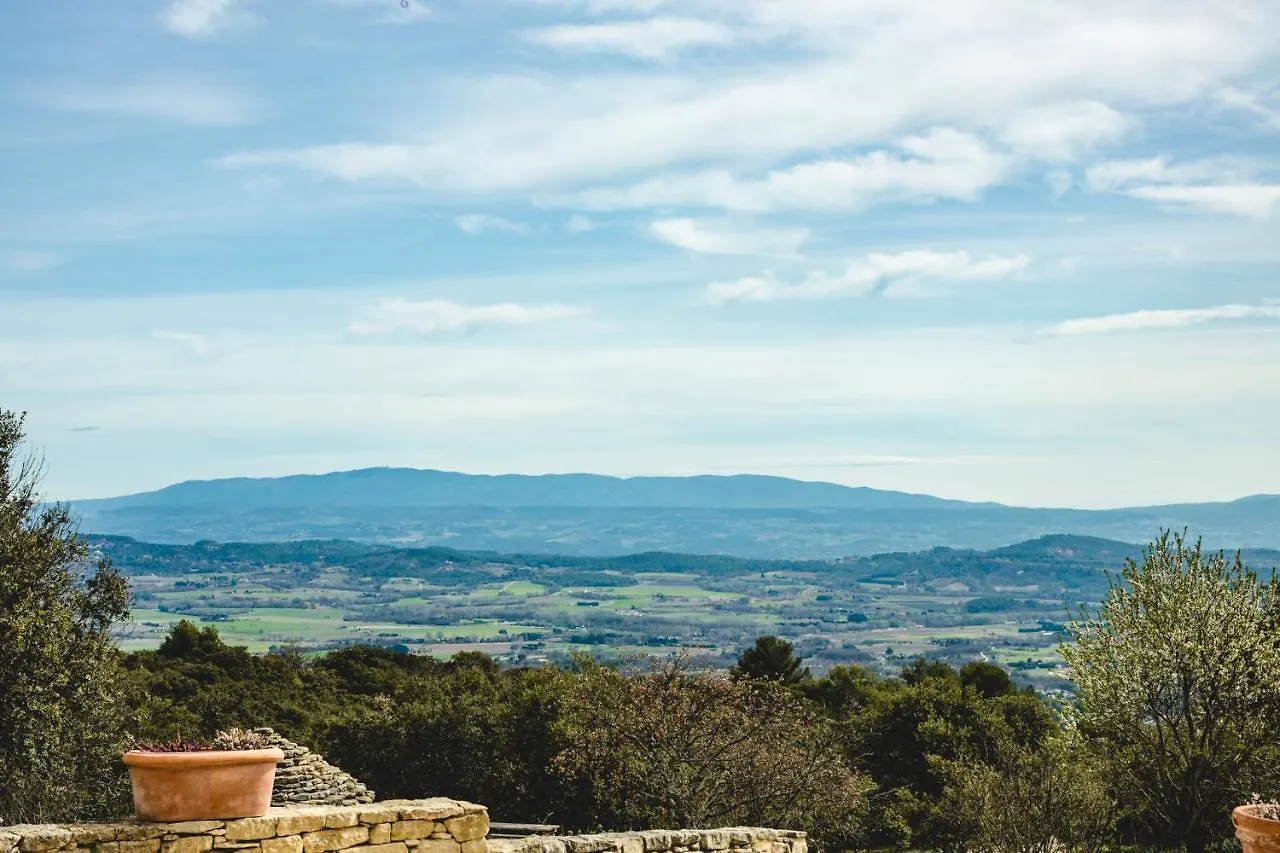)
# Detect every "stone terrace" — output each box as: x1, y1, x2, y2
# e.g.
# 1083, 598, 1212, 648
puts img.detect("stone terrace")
0, 799, 488, 853
488, 828, 807, 853
0, 801, 804, 853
